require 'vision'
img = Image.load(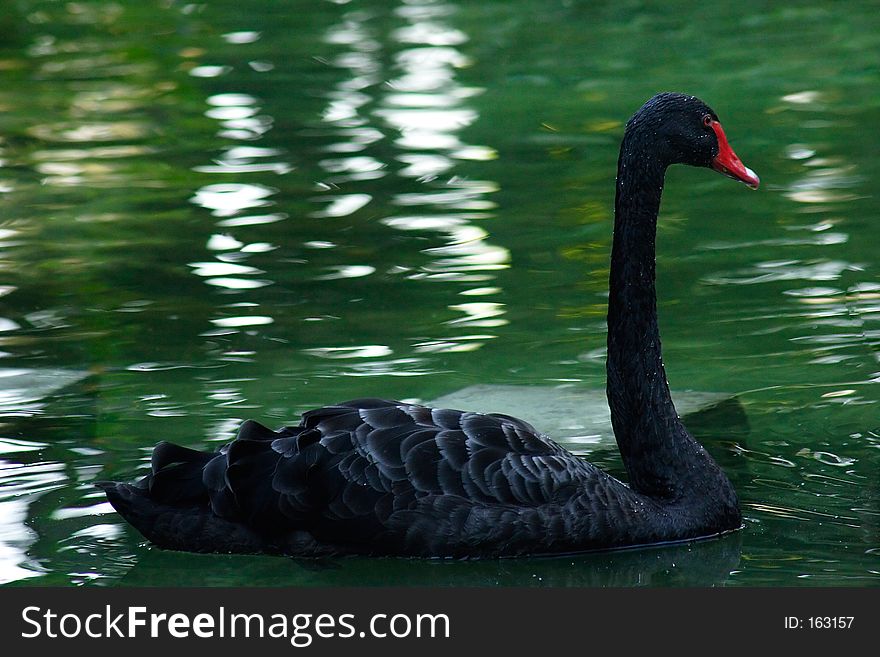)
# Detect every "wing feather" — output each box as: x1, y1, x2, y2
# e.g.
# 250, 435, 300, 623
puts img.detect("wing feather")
183, 398, 601, 553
